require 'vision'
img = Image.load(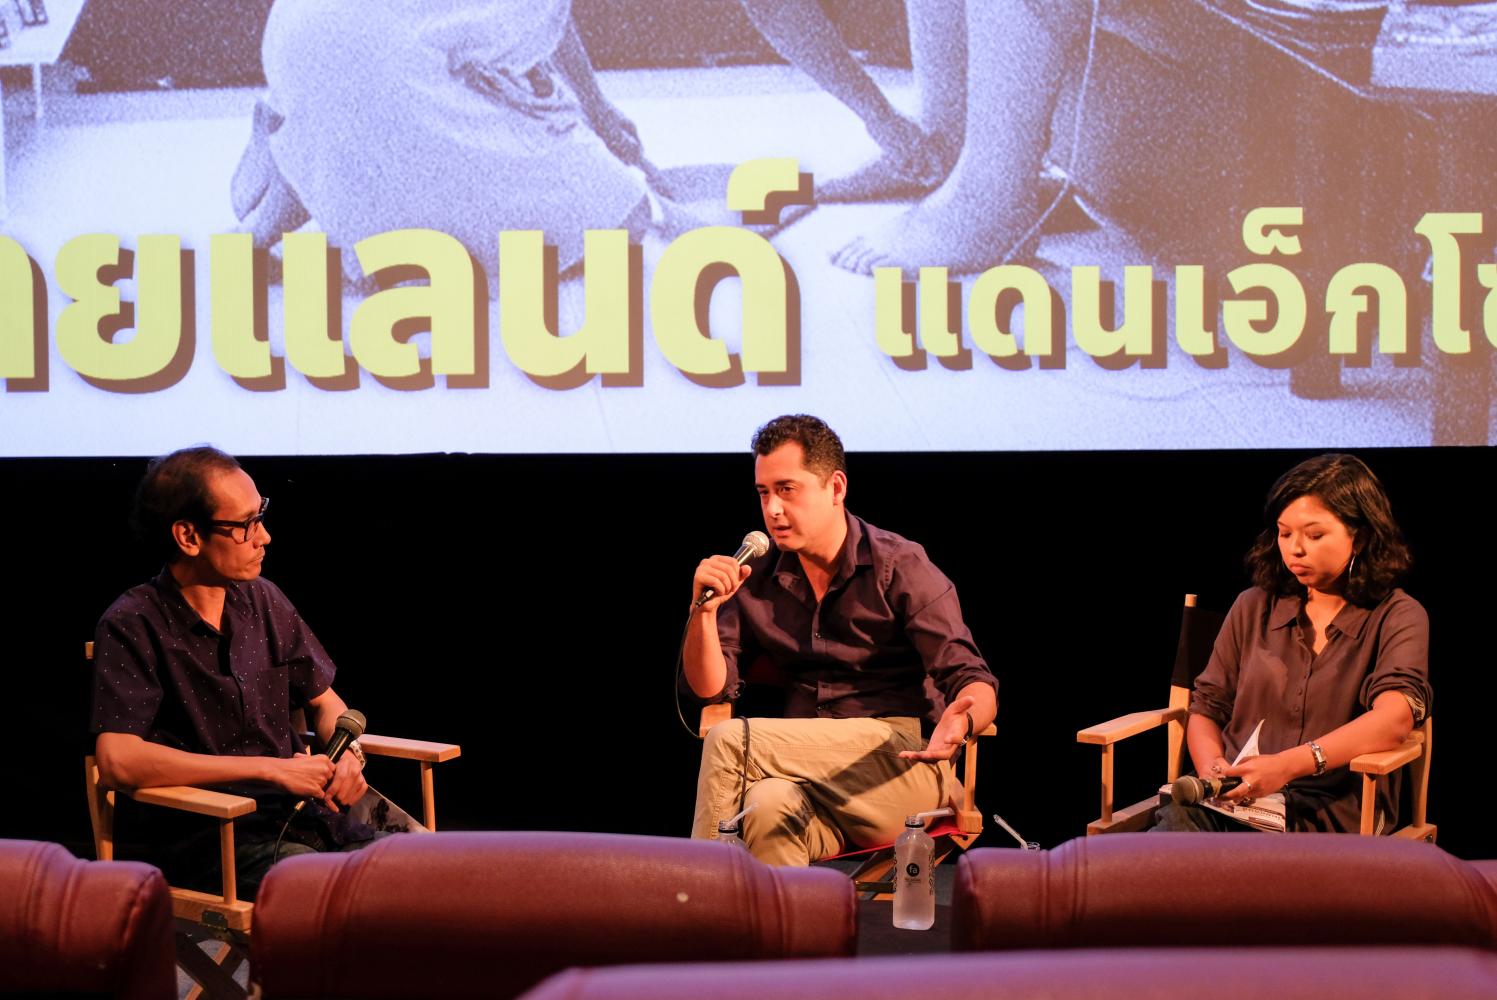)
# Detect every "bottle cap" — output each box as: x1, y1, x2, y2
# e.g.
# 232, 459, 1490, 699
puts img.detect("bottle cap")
904, 815, 923, 827
718, 819, 740, 834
